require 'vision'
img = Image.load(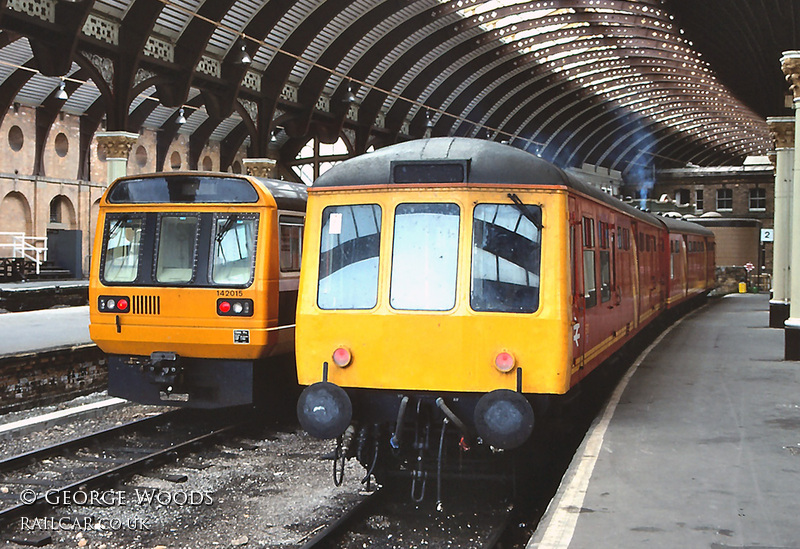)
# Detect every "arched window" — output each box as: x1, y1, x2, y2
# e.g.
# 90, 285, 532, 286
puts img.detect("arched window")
48, 195, 75, 228
289, 136, 351, 185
